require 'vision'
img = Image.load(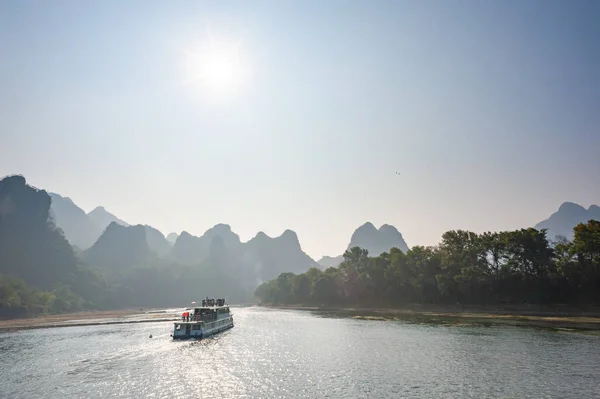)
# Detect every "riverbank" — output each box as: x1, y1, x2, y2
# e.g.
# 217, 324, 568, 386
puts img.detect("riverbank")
0, 309, 181, 332
262, 304, 600, 332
